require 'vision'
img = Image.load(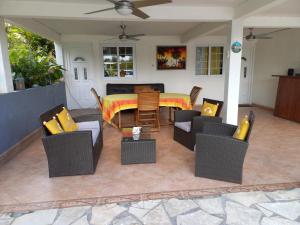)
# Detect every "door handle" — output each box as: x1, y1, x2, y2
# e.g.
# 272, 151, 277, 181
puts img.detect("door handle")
244, 67, 247, 78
